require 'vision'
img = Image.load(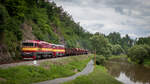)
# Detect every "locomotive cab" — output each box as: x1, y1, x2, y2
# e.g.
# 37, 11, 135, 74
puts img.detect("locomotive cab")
21, 40, 54, 60
21, 41, 38, 60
